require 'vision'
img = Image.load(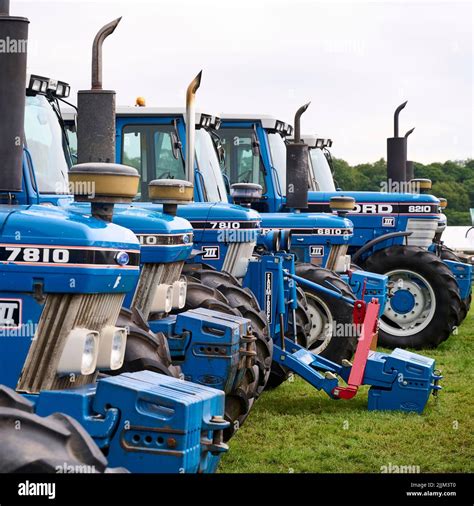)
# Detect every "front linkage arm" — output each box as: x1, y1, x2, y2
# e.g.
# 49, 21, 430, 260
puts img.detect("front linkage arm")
278, 271, 442, 413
